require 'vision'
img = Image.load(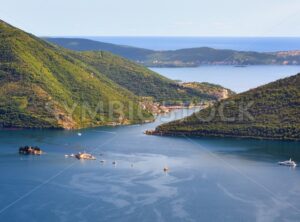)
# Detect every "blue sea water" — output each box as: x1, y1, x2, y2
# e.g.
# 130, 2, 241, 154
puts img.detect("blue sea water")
0, 109, 300, 222
151, 65, 300, 93
86, 36, 300, 51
